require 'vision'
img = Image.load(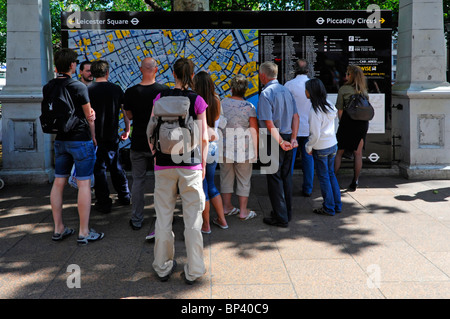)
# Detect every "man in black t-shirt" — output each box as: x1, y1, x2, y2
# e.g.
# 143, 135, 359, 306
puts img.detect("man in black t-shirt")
89, 60, 131, 213
124, 57, 169, 232
47, 48, 104, 245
